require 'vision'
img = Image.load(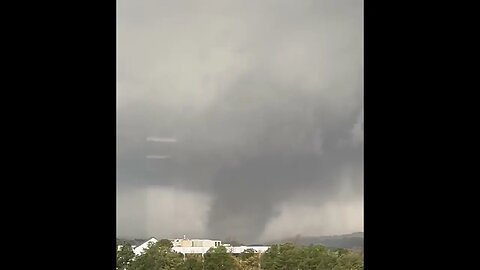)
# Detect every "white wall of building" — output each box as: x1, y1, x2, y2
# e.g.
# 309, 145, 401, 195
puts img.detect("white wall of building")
172, 246, 270, 255
128, 237, 269, 256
